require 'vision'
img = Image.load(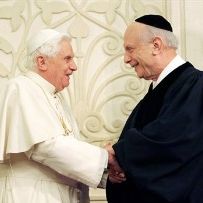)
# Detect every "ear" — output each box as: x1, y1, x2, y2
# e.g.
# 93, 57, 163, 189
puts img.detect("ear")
36, 56, 48, 71
152, 37, 162, 55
